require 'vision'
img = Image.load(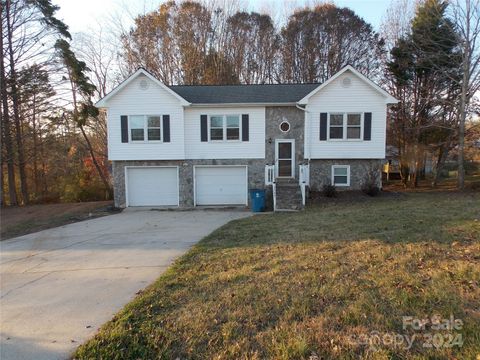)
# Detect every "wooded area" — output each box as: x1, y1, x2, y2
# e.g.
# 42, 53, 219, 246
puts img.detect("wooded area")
1, 0, 479, 206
